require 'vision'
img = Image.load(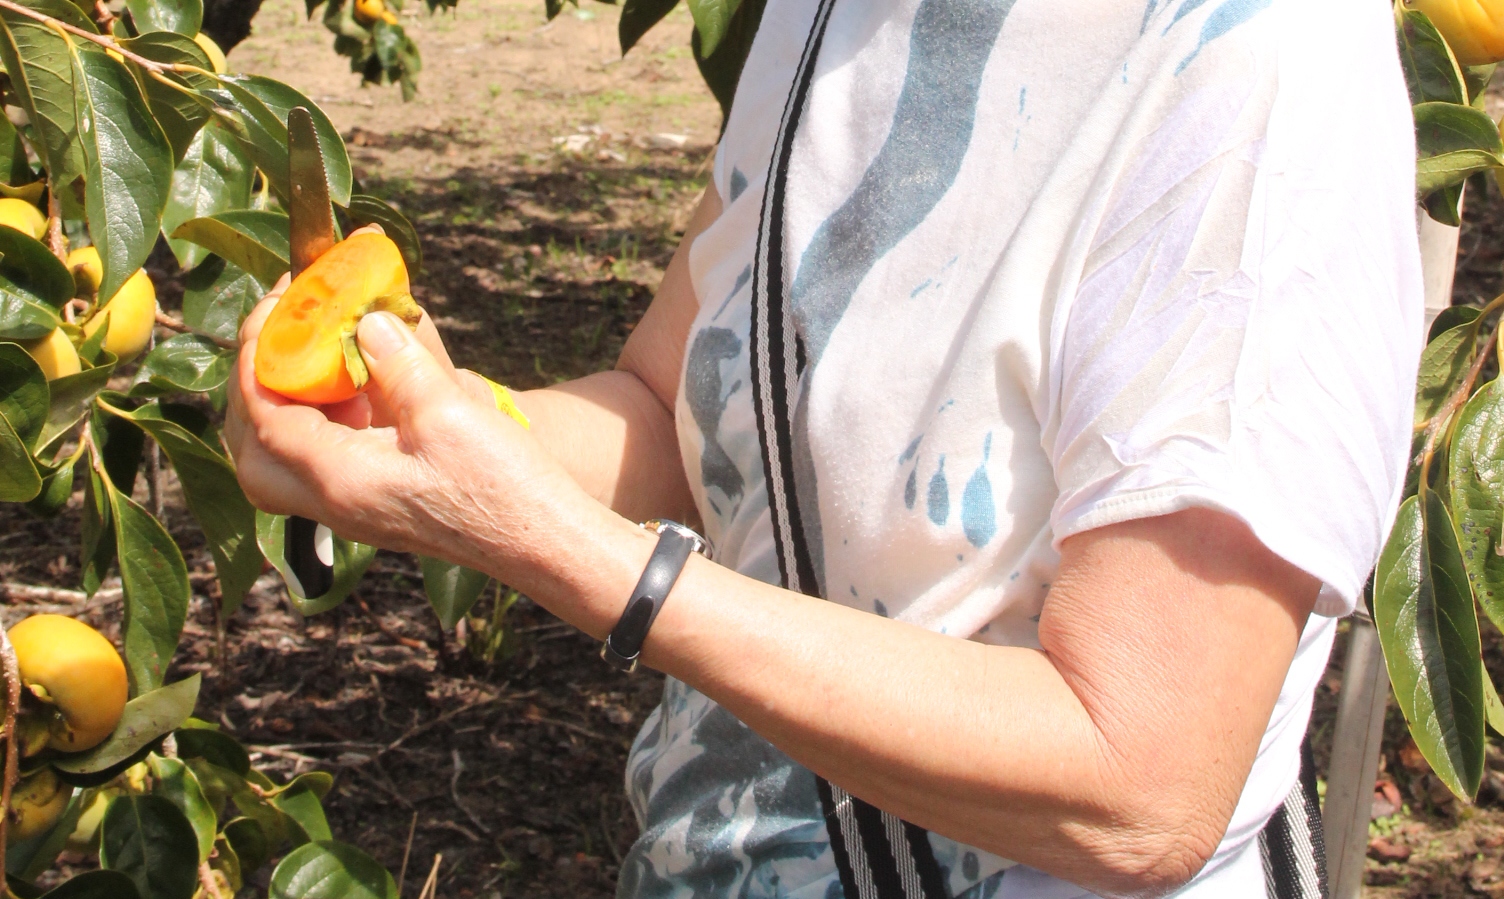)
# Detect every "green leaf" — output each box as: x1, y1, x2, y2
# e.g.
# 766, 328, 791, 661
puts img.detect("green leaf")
1398, 8, 1468, 106
129, 333, 235, 397
35, 362, 113, 452
218, 75, 352, 206
1418, 148, 1502, 195
170, 209, 290, 286
0, 226, 76, 341
1374, 490, 1486, 800
80, 461, 114, 596
110, 484, 190, 694
92, 401, 145, 497
174, 727, 250, 775
0, 409, 41, 501
420, 556, 489, 629
119, 33, 214, 162
146, 756, 215, 862
99, 398, 261, 617
685, 0, 738, 57
1465, 64, 1496, 108
1485, 662, 1504, 737
182, 257, 263, 341
34, 870, 142, 899
255, 511, 375, 614
619, 0, 678, 53
270, 841, 397, 899
126, 0, 203, 35
273, 782, 332, 843
344, 194, 421, 272
1426, 181, 1466, 227
25, 451, 76, 518
222, 818, 269, 875
1415, 100, 1504, 157
0, 342, 49, 449
692, 0, 762, 119
0, 107, 36, 187
67, 37, 174, 305
164, 123, 254, 269
54, 676, 201, 774
1415, 316, 1478, 426
1429, 305, 1481, 342
99, 795, 199, 899
1448, 378, 1504, 627
0, 0, 98, 192
5, 788, 84, 880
